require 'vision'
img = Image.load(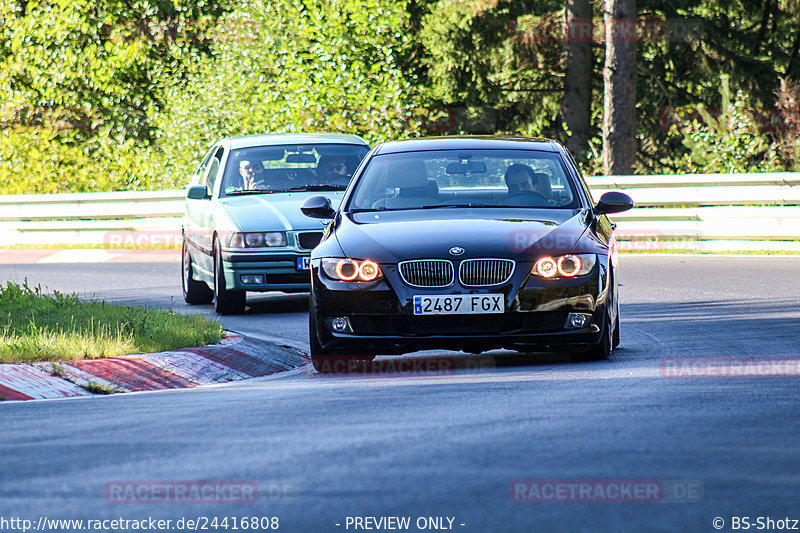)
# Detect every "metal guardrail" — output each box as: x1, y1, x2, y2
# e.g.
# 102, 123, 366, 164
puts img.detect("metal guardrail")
0, 173, 799, 251
587, 173, 800, 251
0, 190, 185, 247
